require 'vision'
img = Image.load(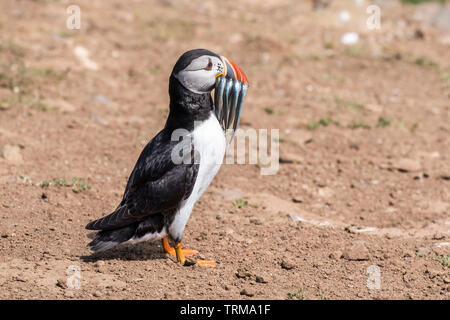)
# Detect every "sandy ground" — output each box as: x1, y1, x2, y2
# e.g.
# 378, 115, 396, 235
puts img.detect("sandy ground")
0, 0, 449, 299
